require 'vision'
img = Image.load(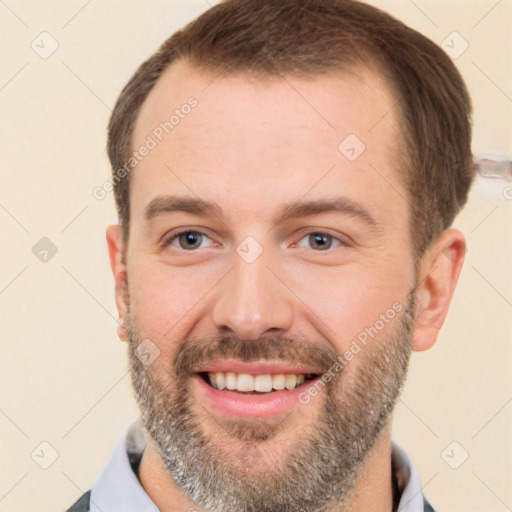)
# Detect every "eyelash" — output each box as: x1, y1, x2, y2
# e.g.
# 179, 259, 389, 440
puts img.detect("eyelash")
163, 229, 347, 252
